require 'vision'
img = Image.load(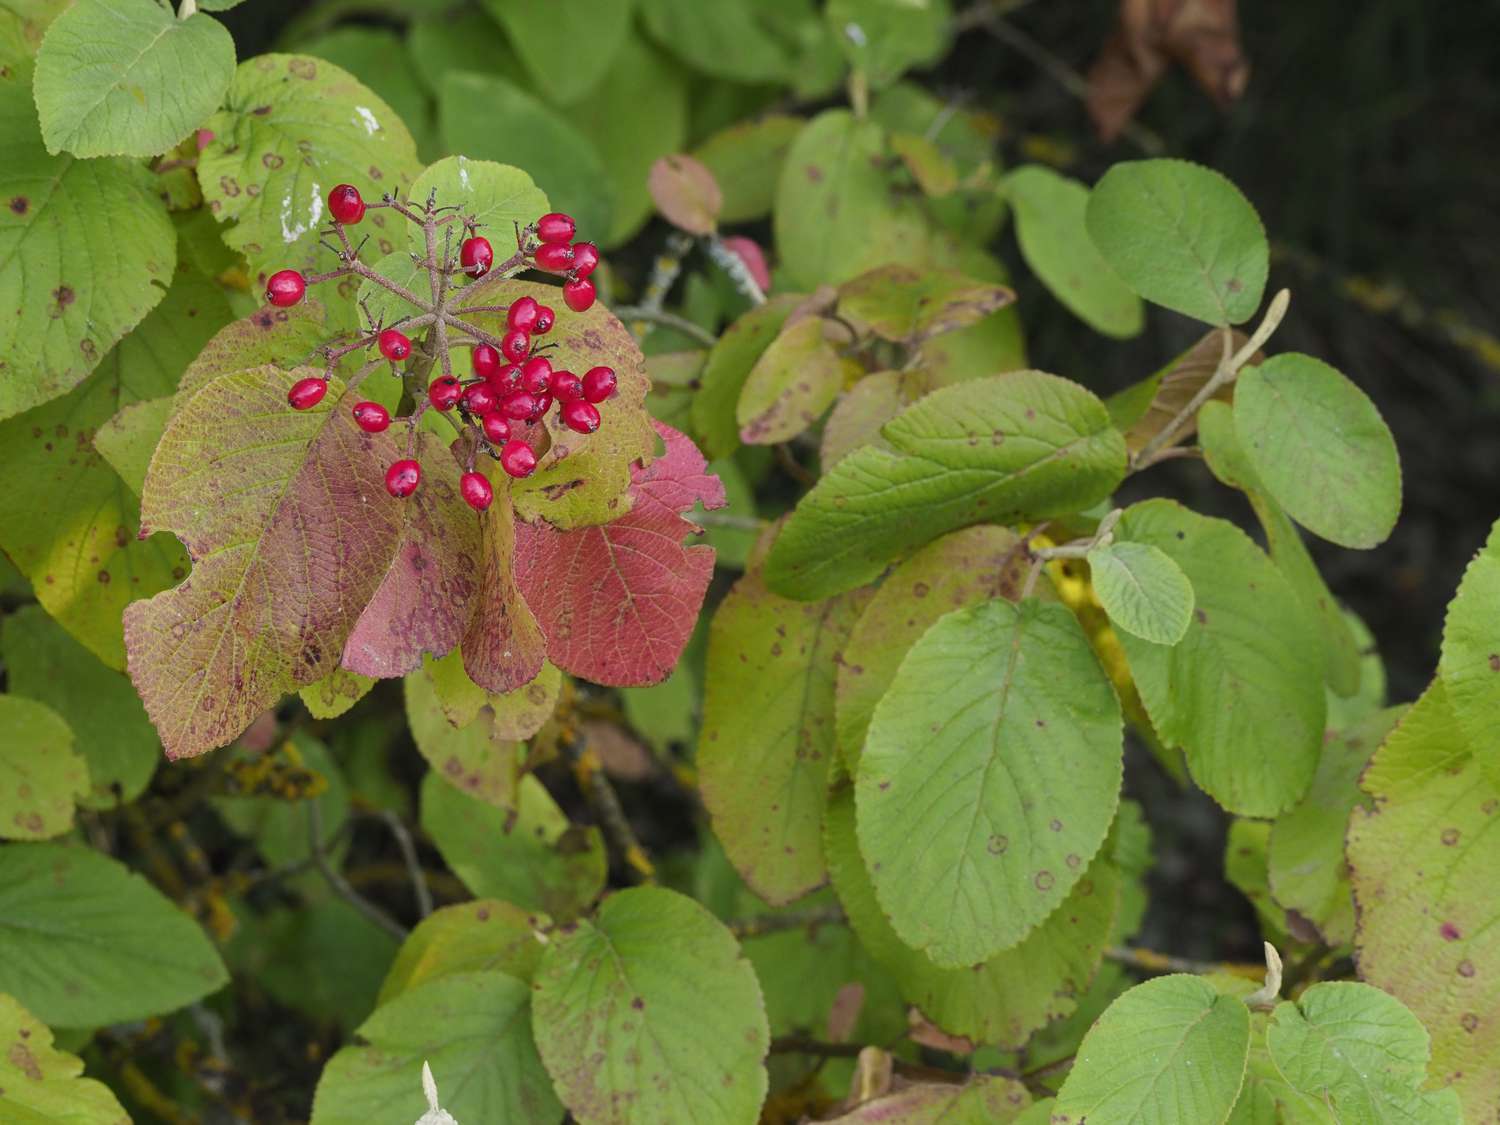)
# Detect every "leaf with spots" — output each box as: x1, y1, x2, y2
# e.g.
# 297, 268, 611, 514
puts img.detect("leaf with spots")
699, 534, 867, 905
532, 886, 770, 1125
198, 54, 420, 280
310, 971, 560, 1125
33, 0, 235, 159
0, 72, 177, 421
94, 395, 172, 496
460, 479, 548, 695
0, 696, 86, 840
822, 1075, 1034, 1123
514, 421, 724, 687
378, 899, 547, 1005
298, 666, 374, 720
0, 841, 228, 1026
837, 264, 1016, 346
821, 369, 908, 468
1438, 518, 1500, 785
736, 315, 843, 445
857, 597, 1123, 966
692, 294, 802, 460
0, 993, 128, 1124
174, 300, 335, 409
1113, 500, 1325, 816
405, 666, 520, 809
1348, 680, 1500, 1122
1051, 974, 1251, 1124
124, 367, 477, 758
